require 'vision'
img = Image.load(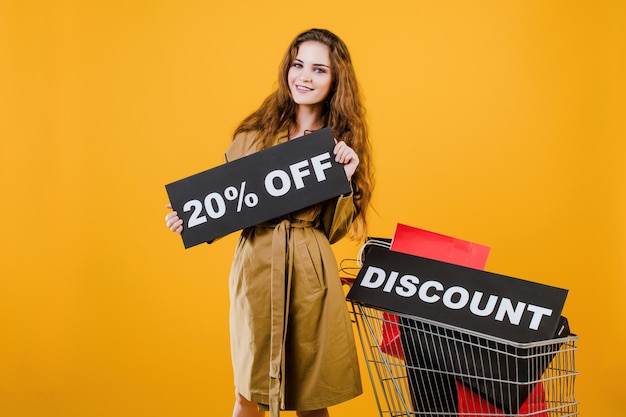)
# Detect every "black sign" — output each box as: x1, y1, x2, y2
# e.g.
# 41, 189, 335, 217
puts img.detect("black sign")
347, 247, 568, 343
165, 128, 351, 248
